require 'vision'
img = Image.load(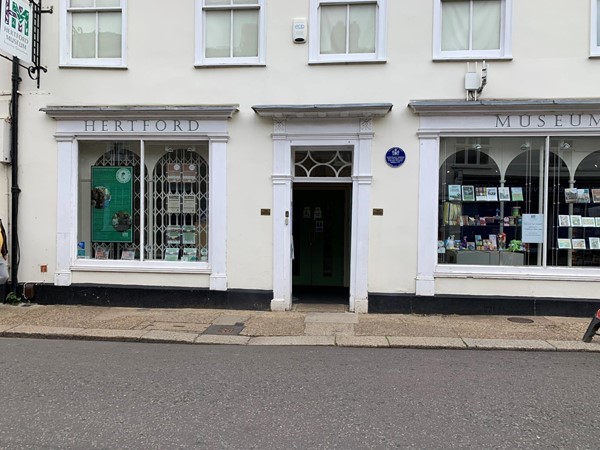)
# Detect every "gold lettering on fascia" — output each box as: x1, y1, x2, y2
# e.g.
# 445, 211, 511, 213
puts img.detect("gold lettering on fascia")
82, 120, 201, 132
495, 114, 600, 128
